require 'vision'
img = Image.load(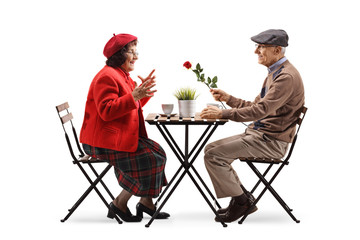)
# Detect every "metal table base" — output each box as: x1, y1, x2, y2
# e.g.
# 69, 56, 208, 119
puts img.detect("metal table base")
145, 113, 228, 227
